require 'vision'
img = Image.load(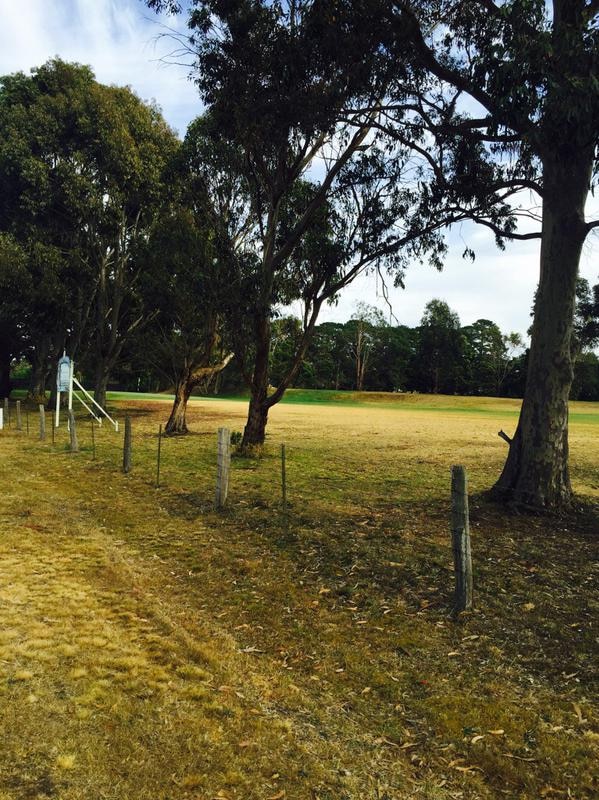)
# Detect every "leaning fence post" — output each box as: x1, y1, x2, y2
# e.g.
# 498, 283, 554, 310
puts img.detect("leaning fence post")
68, 410, 79, 452
16, 400, 22, 431
451, 465, 473, 614
215, 427, 231, 509
122, 414, 132, 474
39, 405, 46, 441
